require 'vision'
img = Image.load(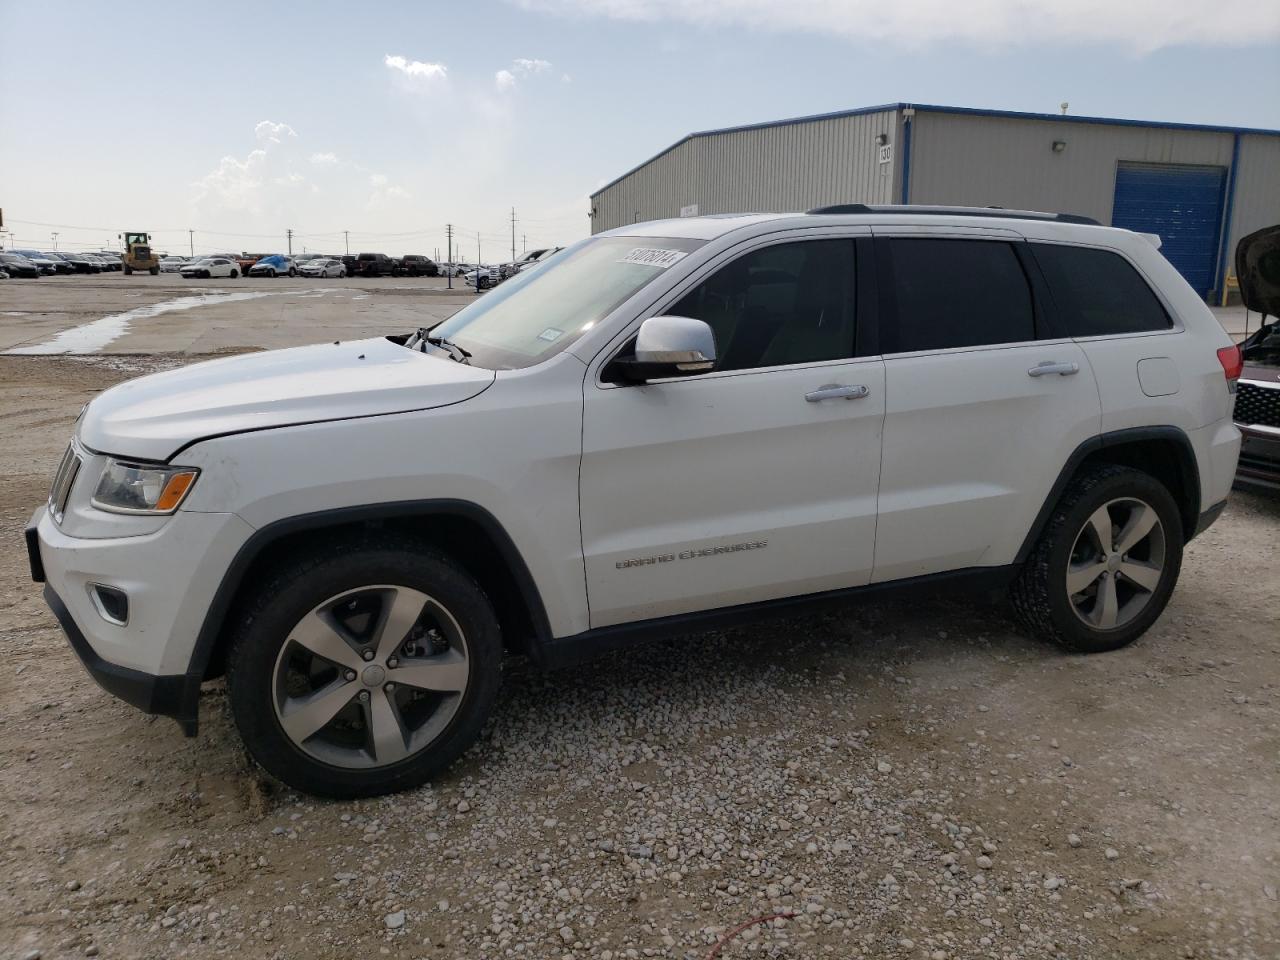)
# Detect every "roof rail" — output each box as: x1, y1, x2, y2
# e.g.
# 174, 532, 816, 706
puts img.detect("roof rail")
806, 203, 1100, 226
